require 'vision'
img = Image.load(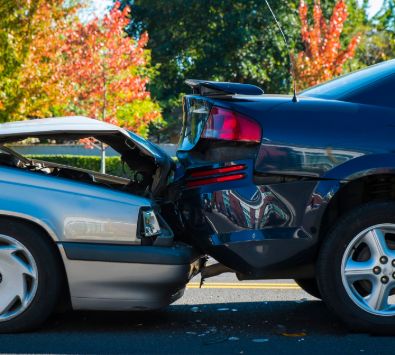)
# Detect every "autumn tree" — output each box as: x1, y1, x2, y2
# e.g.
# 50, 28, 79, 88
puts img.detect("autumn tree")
18, 1, 78, 120
58, 2, 162, 137
1, 1, 161, 140
0, 0, 79, 122
0, 0, 41, 122
294, 0, 360, 90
